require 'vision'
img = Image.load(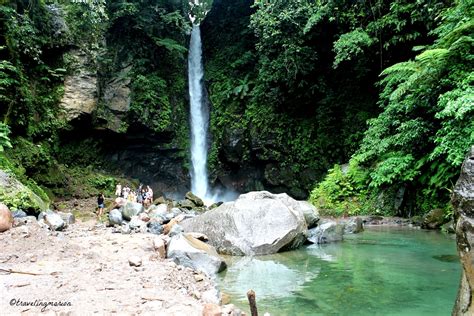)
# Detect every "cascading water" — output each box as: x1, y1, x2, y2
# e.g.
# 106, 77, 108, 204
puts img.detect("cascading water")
188, 24, 209, 199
